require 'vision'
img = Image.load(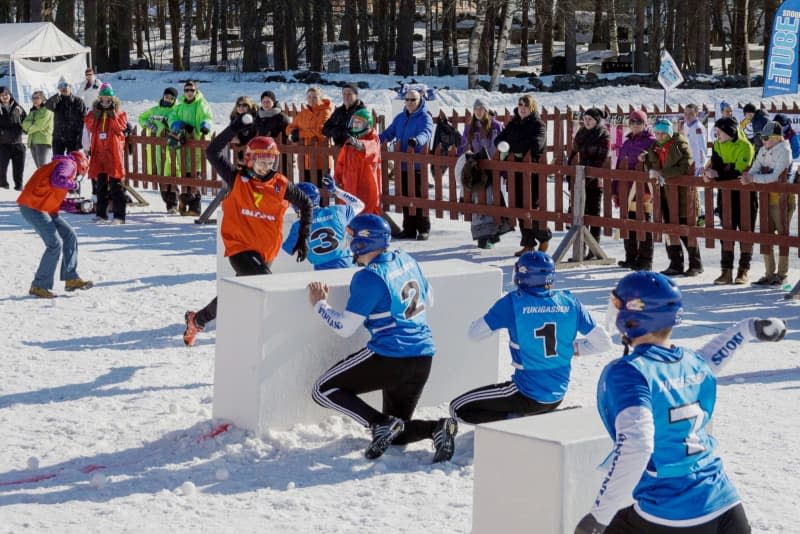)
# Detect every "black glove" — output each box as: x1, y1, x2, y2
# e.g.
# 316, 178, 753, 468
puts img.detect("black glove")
293, 232, 309, 262
407, 138, 417, 148
232, 113, 253, 132
754, 318, 787, 342
574, 513, 606, 534
291, 129, 300, 142
200, 126, 210, 135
